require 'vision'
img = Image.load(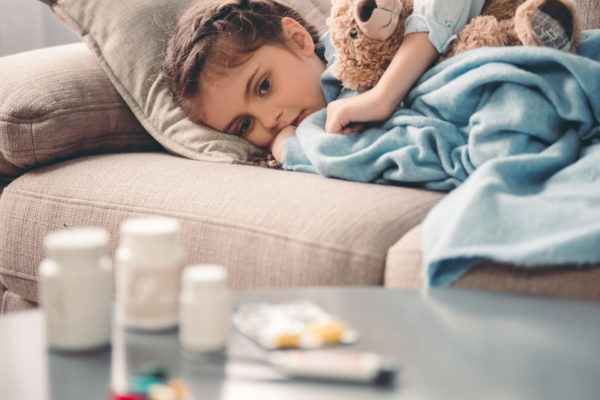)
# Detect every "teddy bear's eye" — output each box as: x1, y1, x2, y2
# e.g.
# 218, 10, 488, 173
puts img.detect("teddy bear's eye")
349, 27, 358, 39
